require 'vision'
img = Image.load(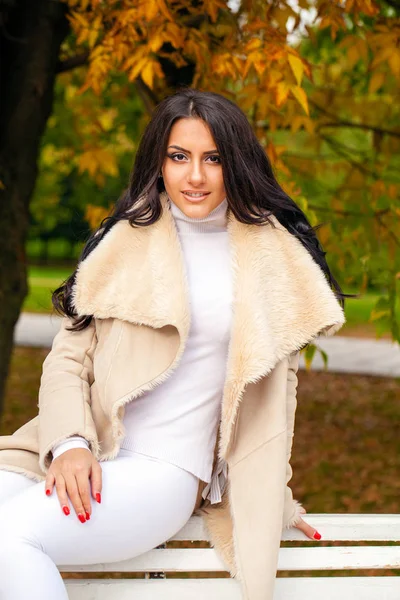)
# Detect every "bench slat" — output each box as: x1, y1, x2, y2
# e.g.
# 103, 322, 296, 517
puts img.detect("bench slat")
60, 545, 400, 573
65, 577, 400, 600
278, 546, 400, 570
281, 514, 400, 542
60, 548, 224, 573
172, 514, 400, 542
